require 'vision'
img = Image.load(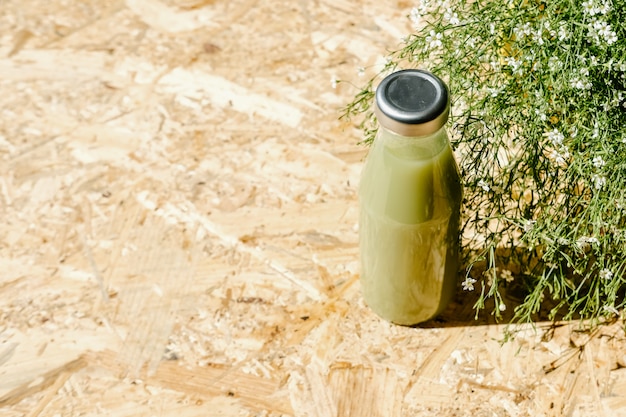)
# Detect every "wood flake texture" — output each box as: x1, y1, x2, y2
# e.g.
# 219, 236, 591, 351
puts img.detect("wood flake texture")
1, 0, 626, 416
